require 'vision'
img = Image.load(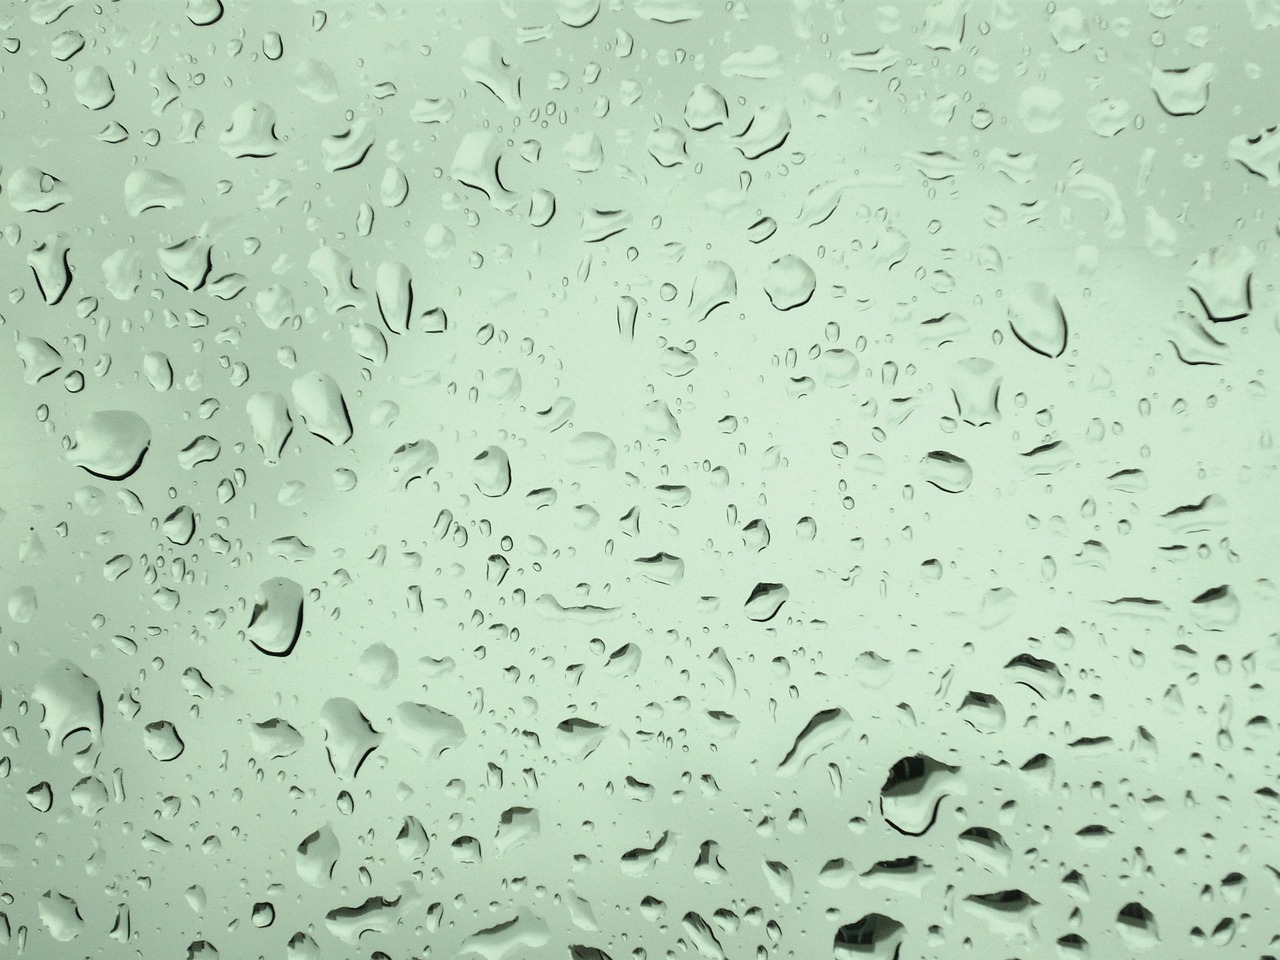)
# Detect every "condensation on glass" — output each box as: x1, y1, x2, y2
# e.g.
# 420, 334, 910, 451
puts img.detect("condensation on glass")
1, 1, 1278, 958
